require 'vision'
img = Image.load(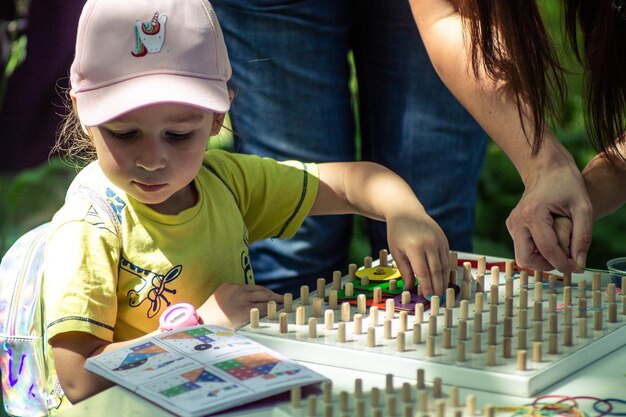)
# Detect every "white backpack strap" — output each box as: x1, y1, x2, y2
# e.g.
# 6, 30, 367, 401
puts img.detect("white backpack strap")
76, 185, 124, 252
